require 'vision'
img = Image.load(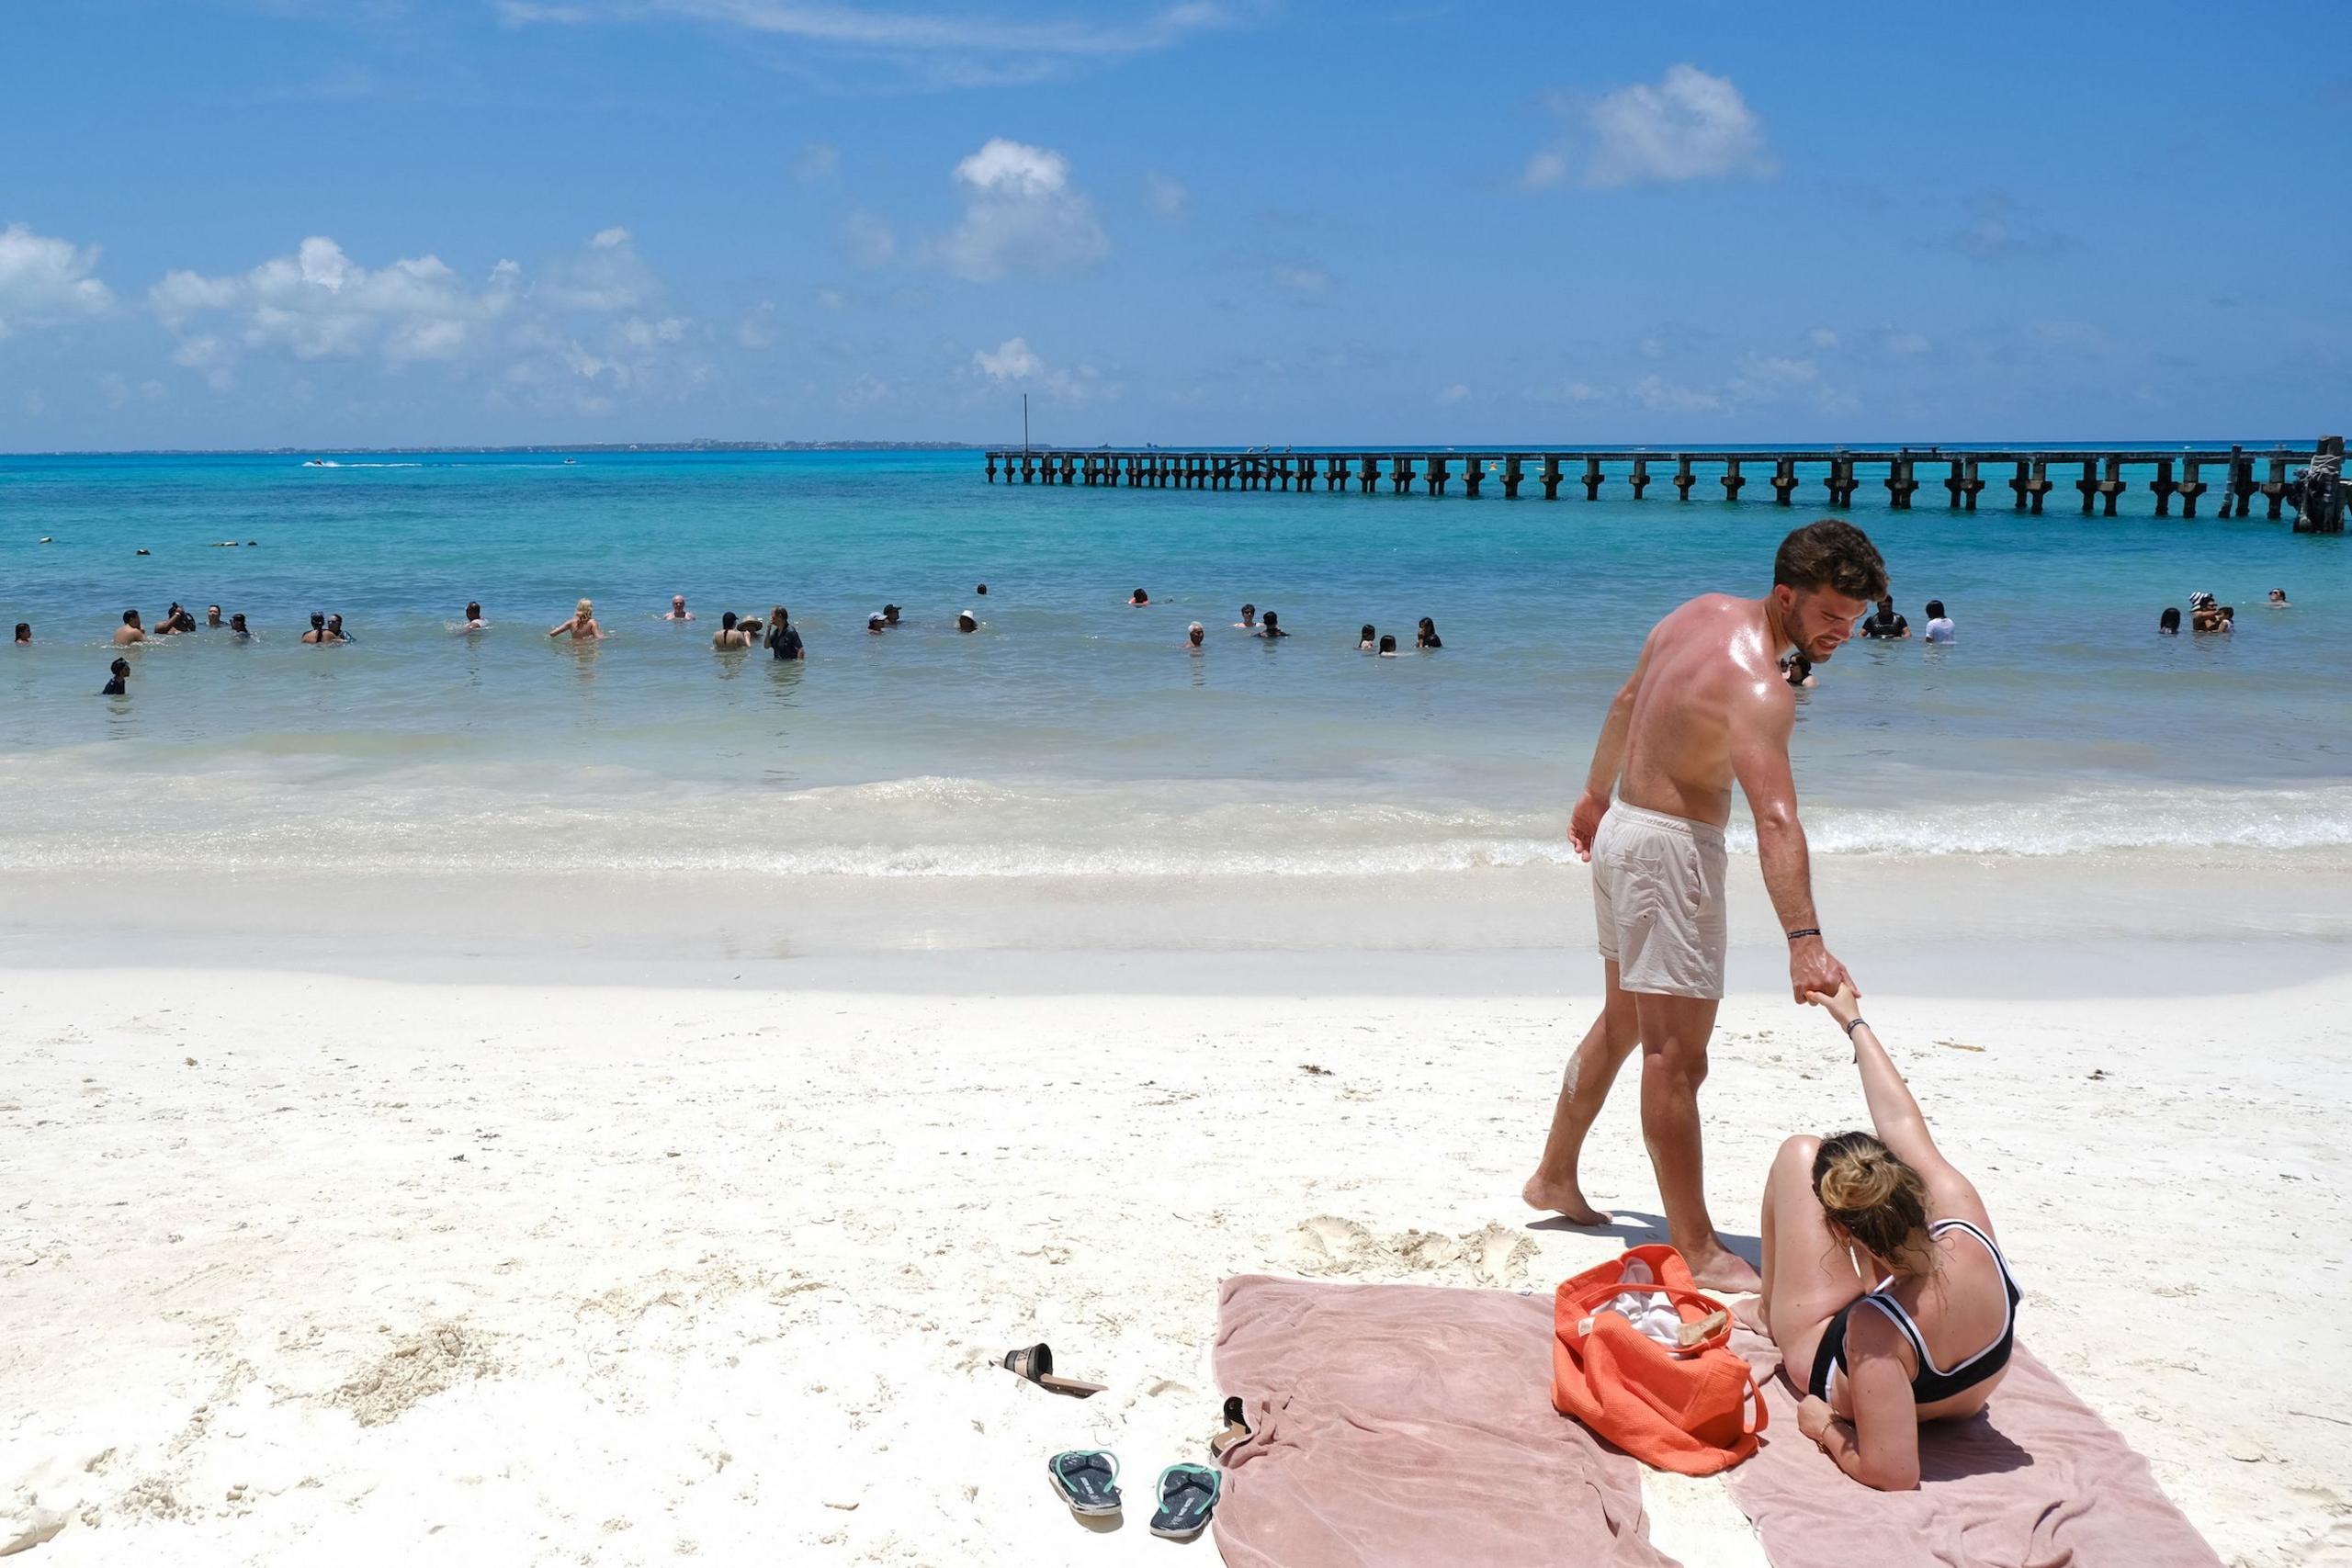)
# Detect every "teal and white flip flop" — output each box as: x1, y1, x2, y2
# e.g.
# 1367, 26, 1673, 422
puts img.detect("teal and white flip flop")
1047, 1450, 1122, 1517
1150, 1463, 1220, 1540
